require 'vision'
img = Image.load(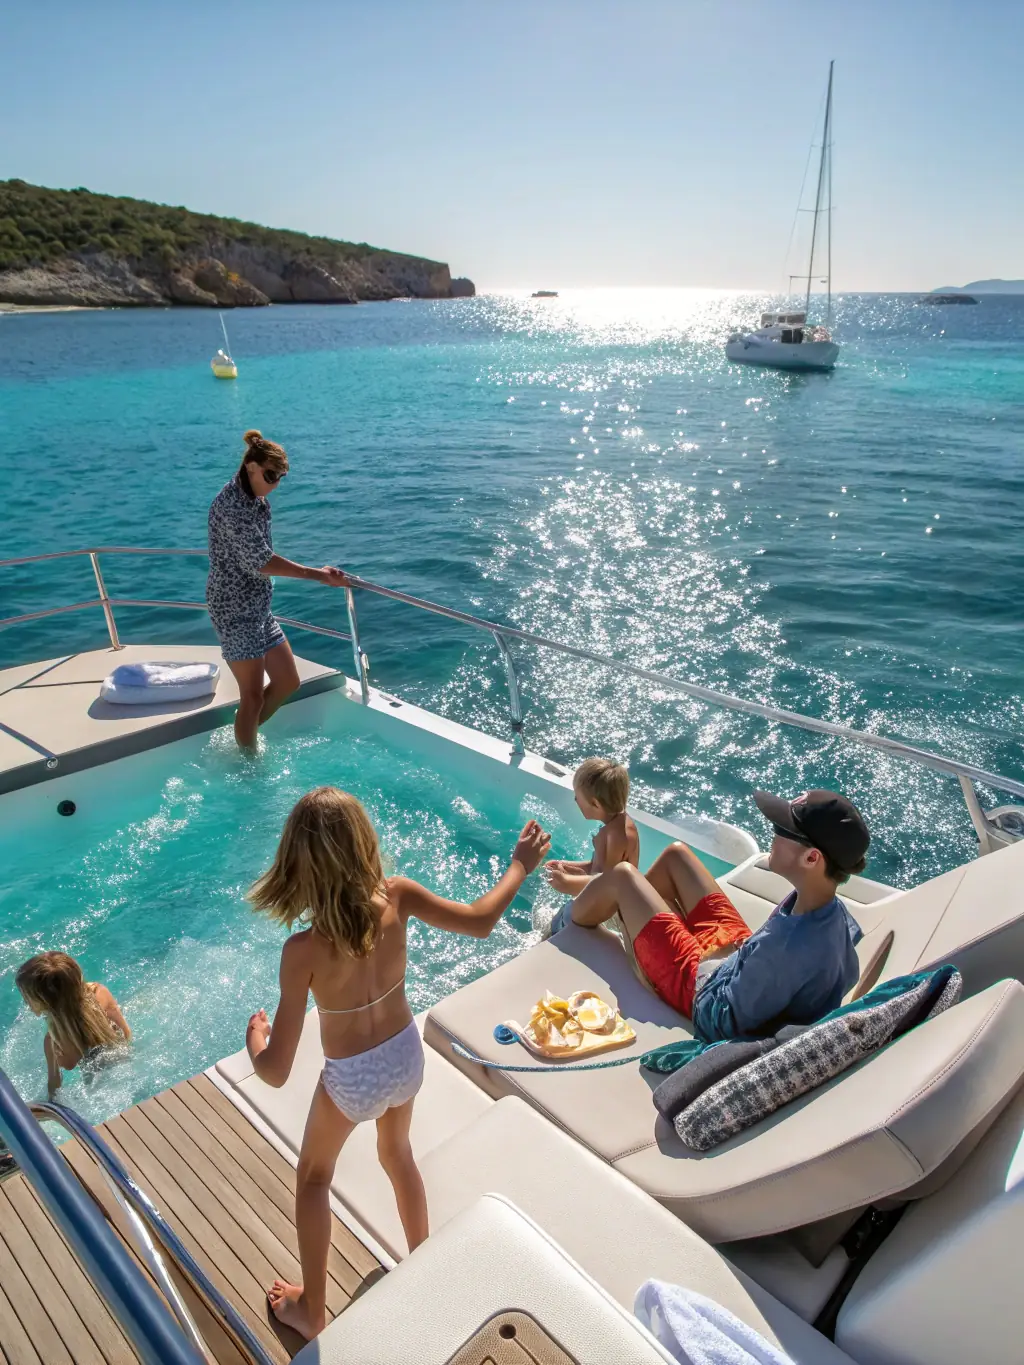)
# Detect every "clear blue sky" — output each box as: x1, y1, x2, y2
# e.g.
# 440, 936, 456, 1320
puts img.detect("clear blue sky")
4, 1, 1021, 291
